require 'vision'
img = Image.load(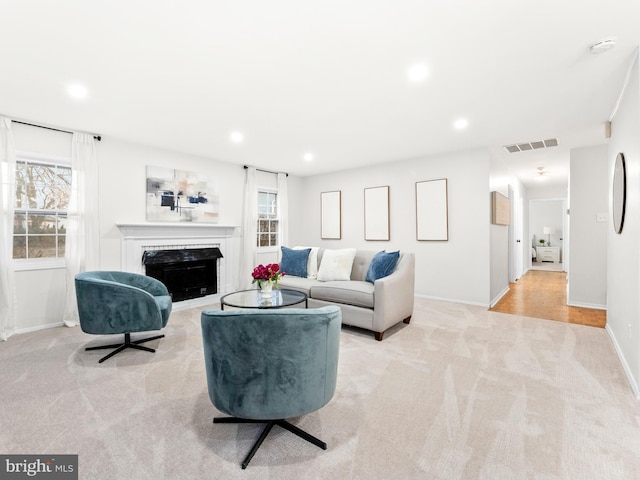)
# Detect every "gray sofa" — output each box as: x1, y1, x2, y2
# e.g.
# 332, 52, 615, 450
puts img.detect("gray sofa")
278, 248, 415, 340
